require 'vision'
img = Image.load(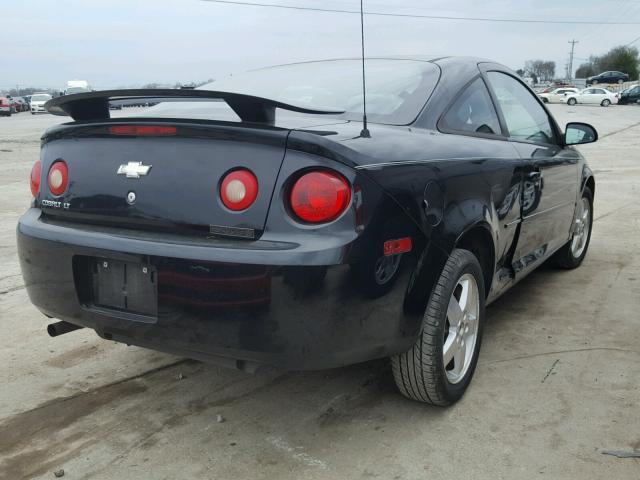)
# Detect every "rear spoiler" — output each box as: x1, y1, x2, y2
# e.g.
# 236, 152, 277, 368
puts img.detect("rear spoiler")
45, 89, 344, 125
